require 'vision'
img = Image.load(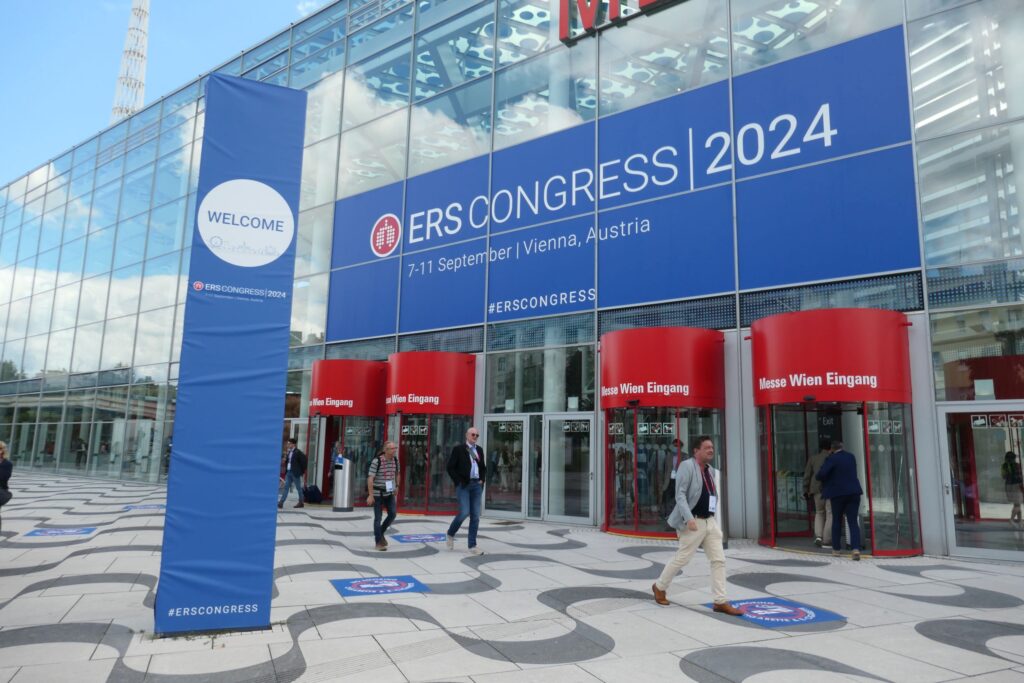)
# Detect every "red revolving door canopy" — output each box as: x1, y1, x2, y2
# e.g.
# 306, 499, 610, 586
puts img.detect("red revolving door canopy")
750, 308, 922, 556
309, 359, 387, 505
601, 327, 725, 537
386, 352, 475, 514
